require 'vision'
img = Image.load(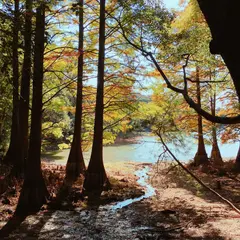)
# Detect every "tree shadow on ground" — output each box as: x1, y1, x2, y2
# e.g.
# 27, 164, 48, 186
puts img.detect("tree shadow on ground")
0, 176, 76, 239
0, 175, 145, 239
119, 197, 227, 240
0, 210, 54, 239
0, 187, 227, 239
159, 164, 240, 209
